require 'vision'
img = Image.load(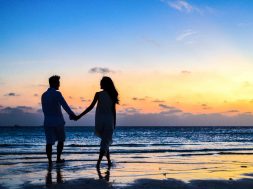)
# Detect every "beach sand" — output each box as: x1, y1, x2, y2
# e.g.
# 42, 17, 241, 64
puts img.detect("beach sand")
2, 152, 253, 188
